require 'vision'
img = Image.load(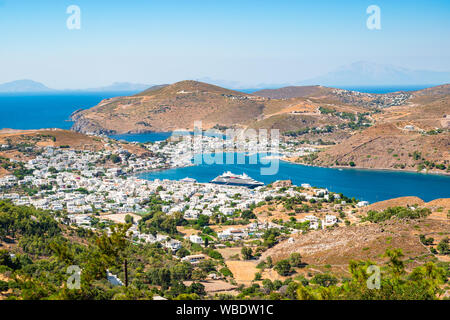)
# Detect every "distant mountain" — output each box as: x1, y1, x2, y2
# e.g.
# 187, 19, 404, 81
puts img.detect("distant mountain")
0, 80, 54, 93
82, 82, 153, 92
299, 61, 450, 86
0, 80, 155, 93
